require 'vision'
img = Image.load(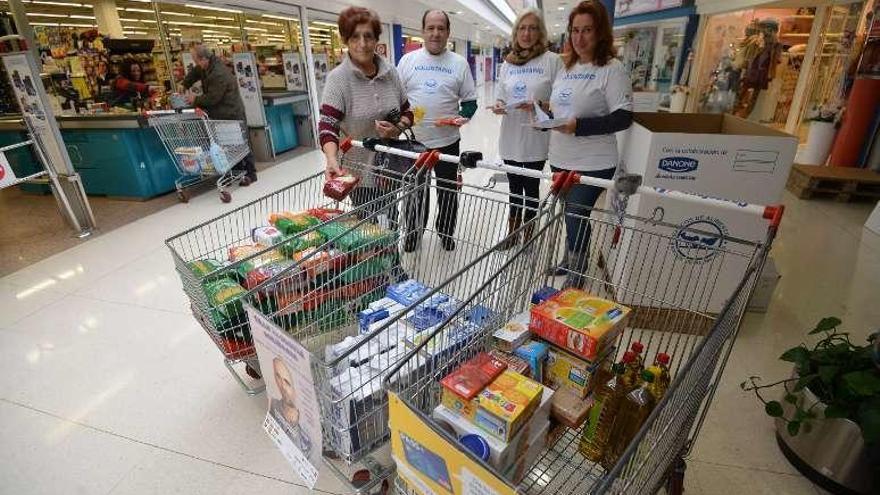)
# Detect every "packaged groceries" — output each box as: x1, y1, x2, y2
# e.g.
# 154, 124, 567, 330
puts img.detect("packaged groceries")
441, 353, 508, 421
252, 226, 284, 246
544, 345, 611, 398
514, 340, 549, 383
277, 230, 326, 257
306, 207, 346, 221
188, 258, 224, 277
324, 173, 360, 201
530, 289, 631, 361
492, 311, 531, 353
269, 211, 321, 235
228, 244, 265, 262
203, 278, 246, 317
488, 350, 531, 377
551, 387, 593, 429
475, 370, 544, 441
